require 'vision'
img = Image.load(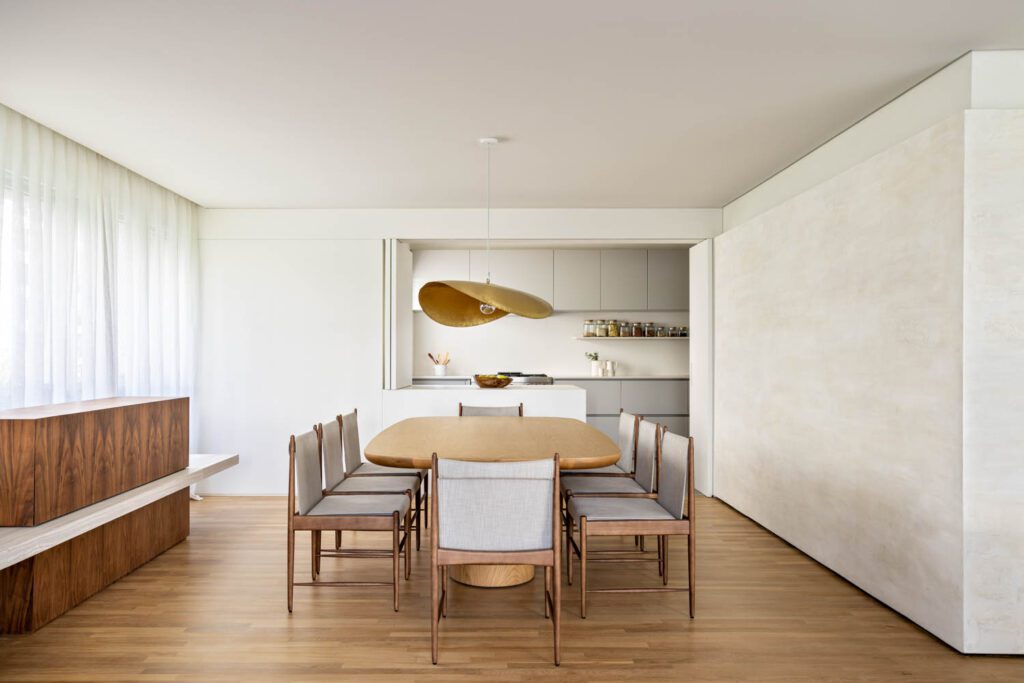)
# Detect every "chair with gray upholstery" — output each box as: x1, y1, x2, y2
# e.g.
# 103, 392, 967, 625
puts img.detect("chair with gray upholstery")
286, 429, 412, 613
458, 402, 524, 416
430, 454, 561, 665
564, 430, 695, 618
316, 418, 424, 552
560, 418, 662, 583
563, 410, 639, 476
